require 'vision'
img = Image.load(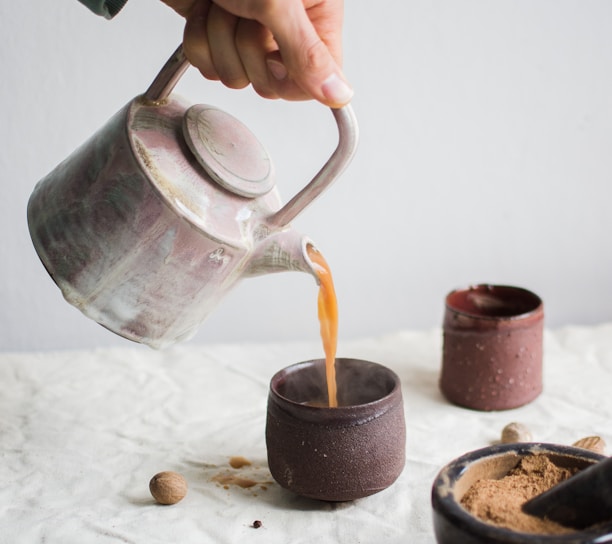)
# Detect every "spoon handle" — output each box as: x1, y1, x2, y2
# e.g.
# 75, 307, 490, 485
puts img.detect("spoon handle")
522, 456, 612, 529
